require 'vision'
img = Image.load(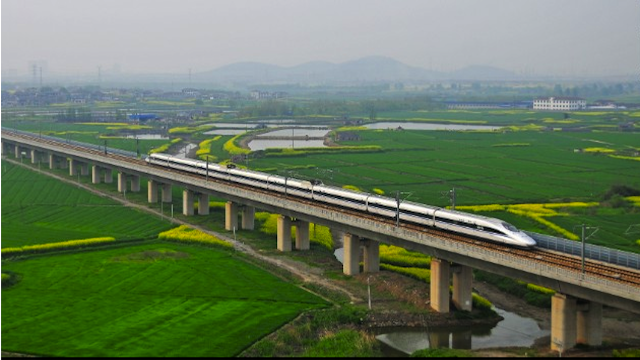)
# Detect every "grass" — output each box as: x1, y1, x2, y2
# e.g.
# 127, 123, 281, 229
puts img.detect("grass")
1, 160, 174, 247
1, 242, 329, 357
